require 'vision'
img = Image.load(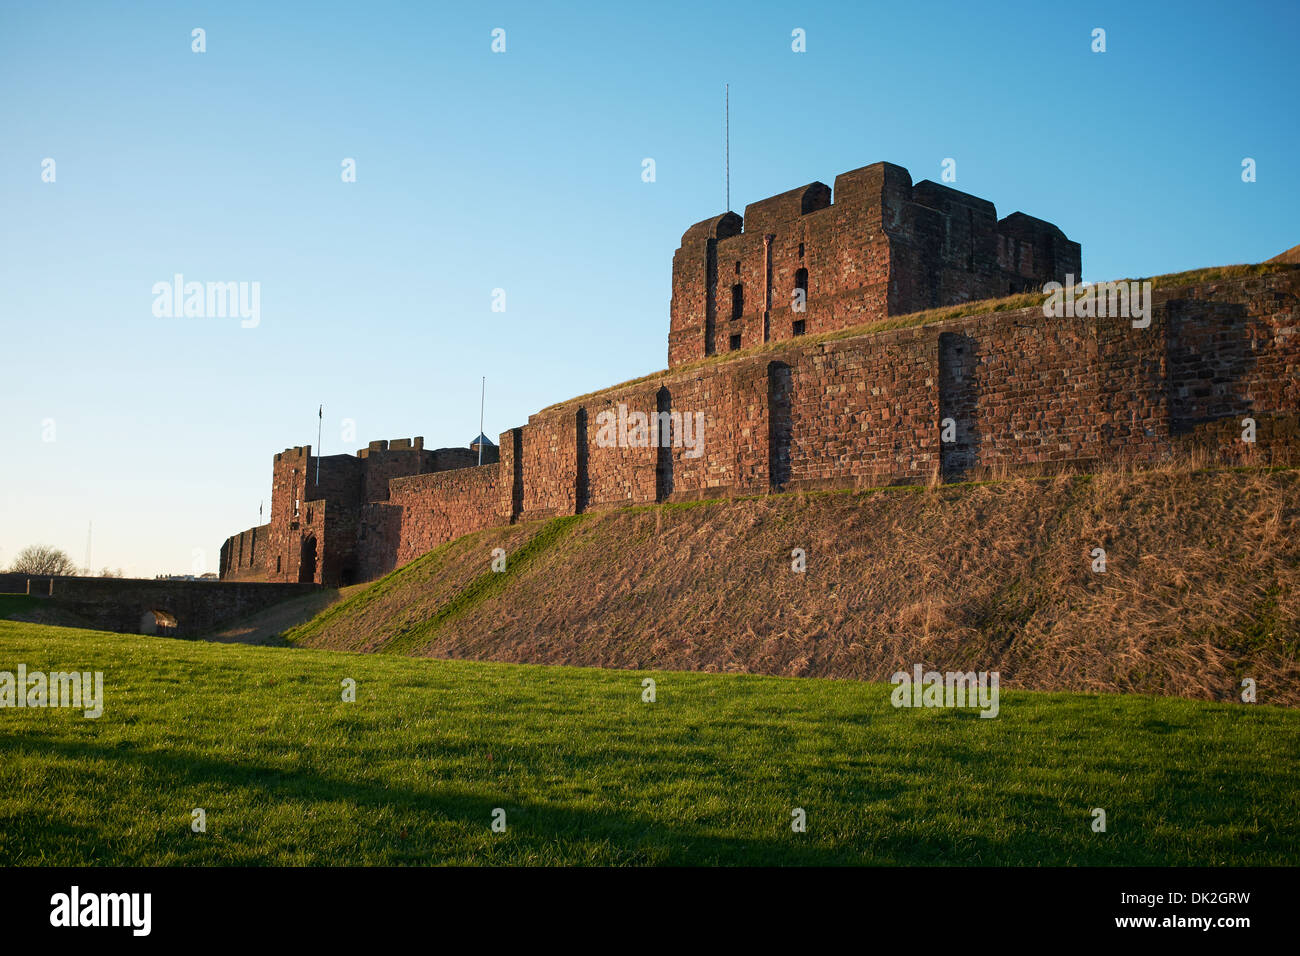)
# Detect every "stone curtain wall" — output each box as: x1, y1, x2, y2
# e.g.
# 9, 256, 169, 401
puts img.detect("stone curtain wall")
356, 439, 481, 503
389, 464, 503, 567
580, 386, 660, 509
218, 523, 270, 581
514, 269, 1298, 511
221, 269, 1299, 584
519, 409, 582, 517
356, 502, 401, 582
783, 329, 941, 487
663, 360, 770, 497
1167, 275, 1300, 454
